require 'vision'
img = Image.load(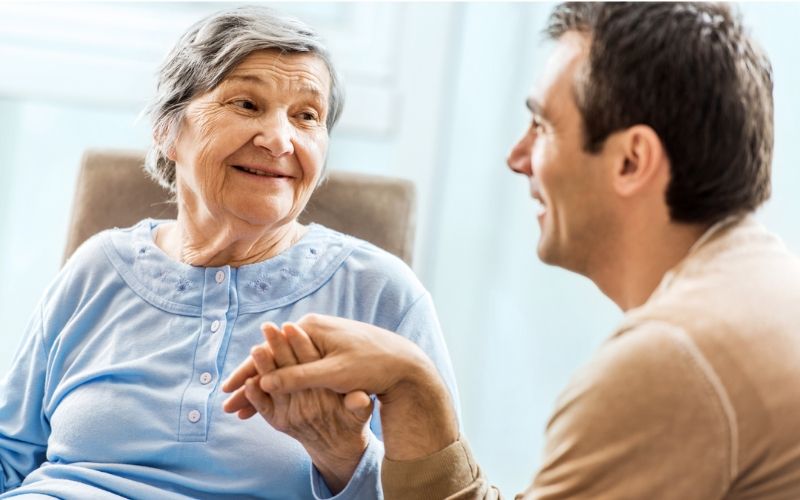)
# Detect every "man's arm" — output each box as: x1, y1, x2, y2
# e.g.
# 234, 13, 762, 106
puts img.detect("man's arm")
382, 437, 501, 500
